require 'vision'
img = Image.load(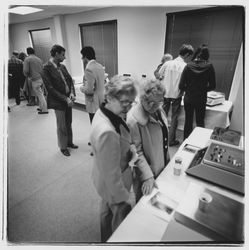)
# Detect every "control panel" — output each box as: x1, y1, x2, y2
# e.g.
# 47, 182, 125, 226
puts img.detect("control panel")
203, 142, 244, 176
